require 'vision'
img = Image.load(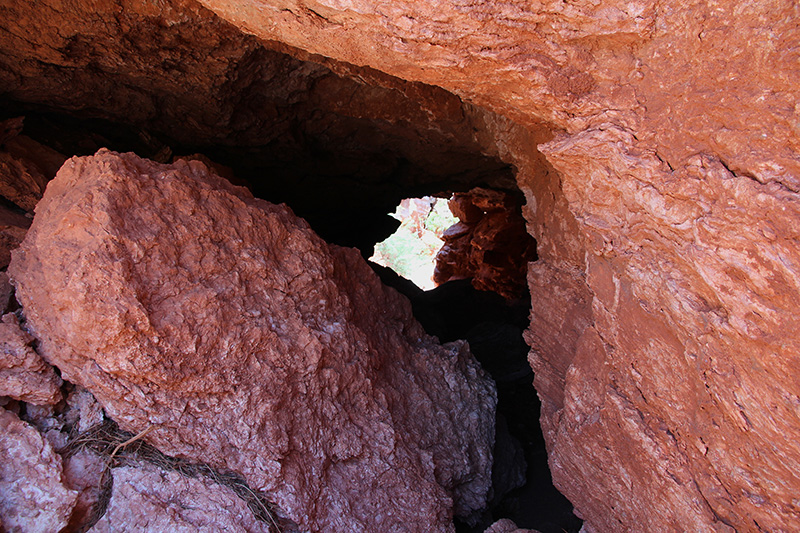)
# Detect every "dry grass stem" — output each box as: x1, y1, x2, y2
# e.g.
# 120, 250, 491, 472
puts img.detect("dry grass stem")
59, 419, 286, 532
